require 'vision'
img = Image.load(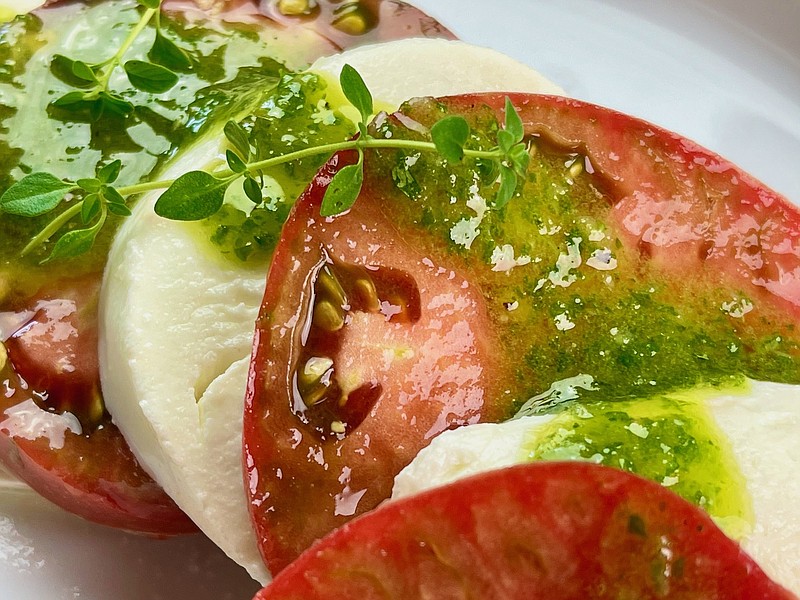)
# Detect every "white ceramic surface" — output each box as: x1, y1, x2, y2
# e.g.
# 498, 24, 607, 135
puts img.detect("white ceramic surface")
2, 1, 799, 598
